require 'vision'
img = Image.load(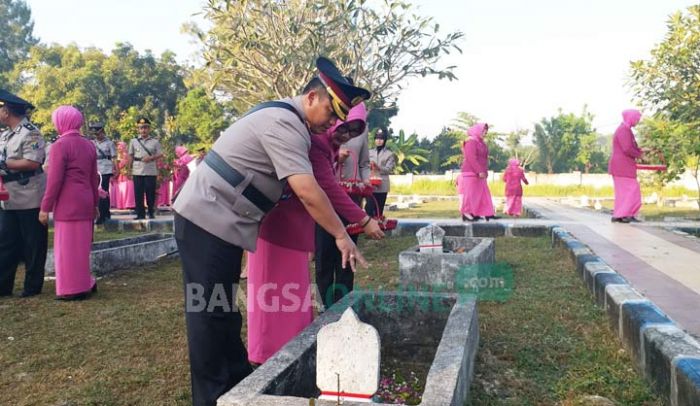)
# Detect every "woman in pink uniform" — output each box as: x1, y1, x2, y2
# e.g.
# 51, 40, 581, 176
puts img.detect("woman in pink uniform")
460, 122, 498, 221
172, 145, 193, 195
503, 158, 529, 217
115, 142, 135, 209
609, 109, 644, 223
38, 106, 98, 300
246, 103, 383, 364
